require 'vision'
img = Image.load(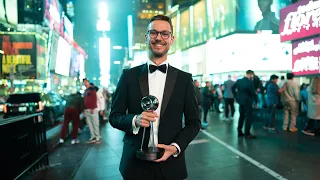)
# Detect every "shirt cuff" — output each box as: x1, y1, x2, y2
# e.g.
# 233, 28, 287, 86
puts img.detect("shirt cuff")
170, 142, 181, 157
132, 115, 140, 135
